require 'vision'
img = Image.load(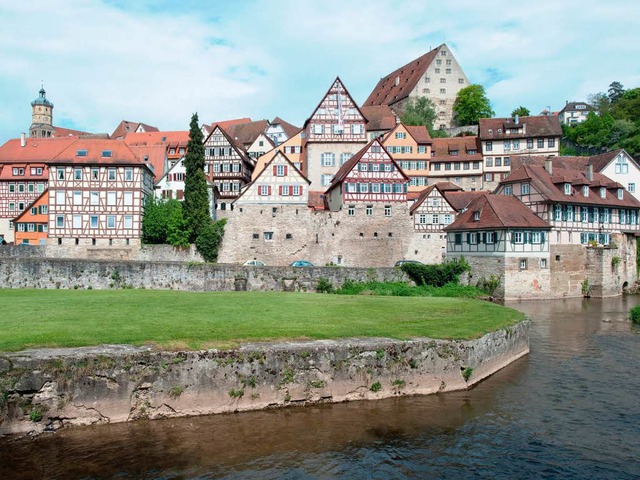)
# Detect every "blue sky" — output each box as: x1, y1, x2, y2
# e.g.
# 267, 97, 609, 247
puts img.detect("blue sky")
1, 0, 639, 142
